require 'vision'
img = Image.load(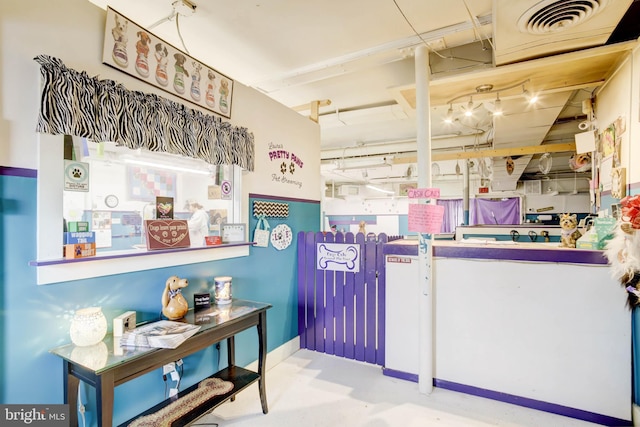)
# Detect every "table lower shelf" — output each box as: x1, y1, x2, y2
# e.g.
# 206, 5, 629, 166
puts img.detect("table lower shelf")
118, 365, 260, 427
